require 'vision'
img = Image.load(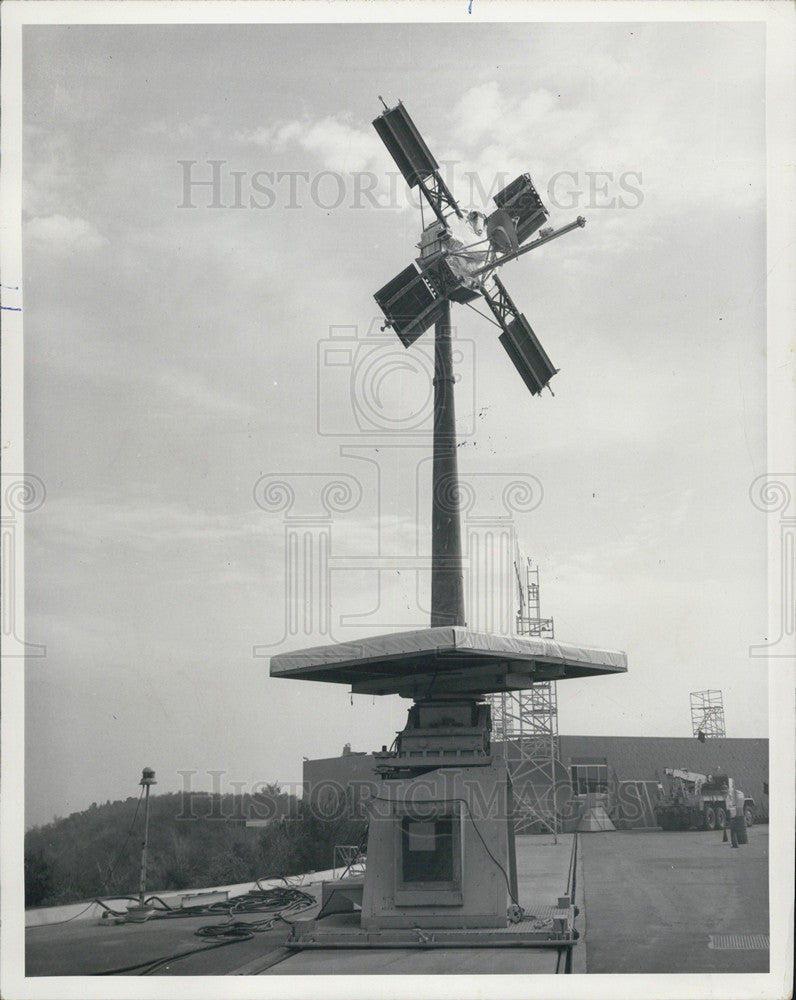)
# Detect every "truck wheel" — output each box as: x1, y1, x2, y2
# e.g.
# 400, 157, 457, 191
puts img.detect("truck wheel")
704, 806, 717, 831
716, 806, 726, 829
744, 807, 754, 827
